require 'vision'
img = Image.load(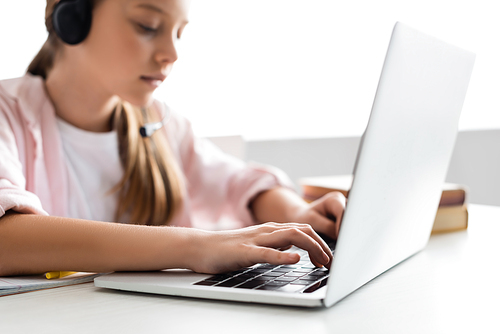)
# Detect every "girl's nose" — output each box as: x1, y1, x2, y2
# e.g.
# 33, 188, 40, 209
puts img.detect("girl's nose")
155, 35, 178, 64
